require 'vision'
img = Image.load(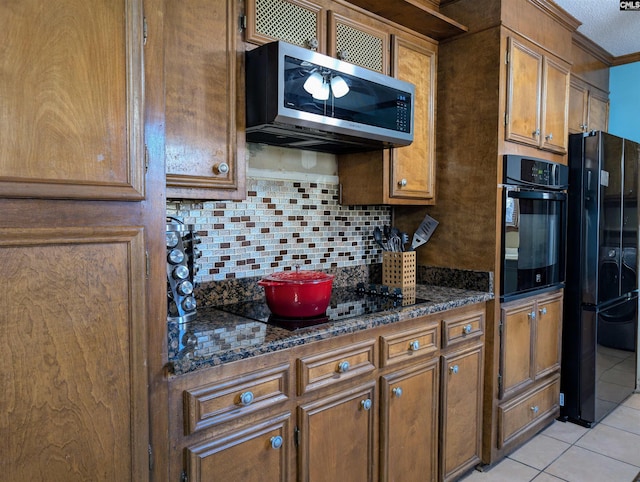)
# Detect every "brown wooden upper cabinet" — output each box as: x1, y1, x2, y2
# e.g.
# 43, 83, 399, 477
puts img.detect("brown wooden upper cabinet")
505, 37, 570, 155
568, 78, 609, 134
245, 0, 389, 74
246, 0, 326, 52
338, 33, 437, 205
245, 0, 438, 205
389, 35, 436, 202
164, 0, 246, 200
0, 0, 145, 200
